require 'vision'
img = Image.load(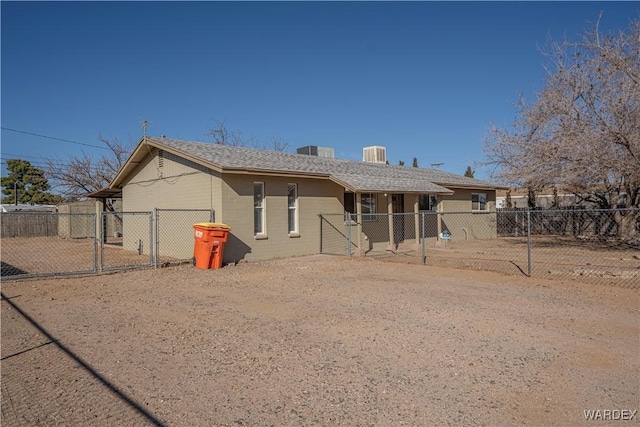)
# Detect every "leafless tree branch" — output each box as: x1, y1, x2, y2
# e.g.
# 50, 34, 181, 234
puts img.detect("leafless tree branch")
484, 14, 640, 210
